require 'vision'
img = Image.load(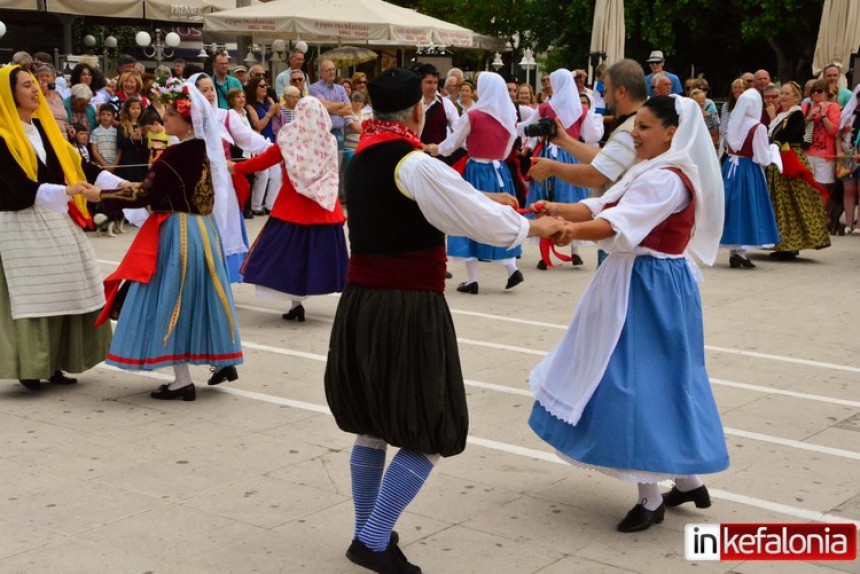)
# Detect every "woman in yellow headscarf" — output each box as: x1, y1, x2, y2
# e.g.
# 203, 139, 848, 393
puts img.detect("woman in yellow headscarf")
0, 65, 126, 390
